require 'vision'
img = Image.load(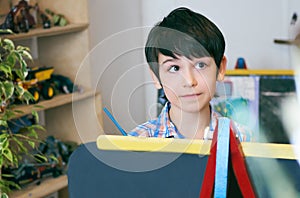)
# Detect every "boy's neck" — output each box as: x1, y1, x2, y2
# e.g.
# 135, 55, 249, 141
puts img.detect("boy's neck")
169, 104, 211, 139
